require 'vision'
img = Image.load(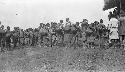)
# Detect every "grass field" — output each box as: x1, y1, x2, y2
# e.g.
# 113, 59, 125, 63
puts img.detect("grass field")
0, 45, 125, 72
